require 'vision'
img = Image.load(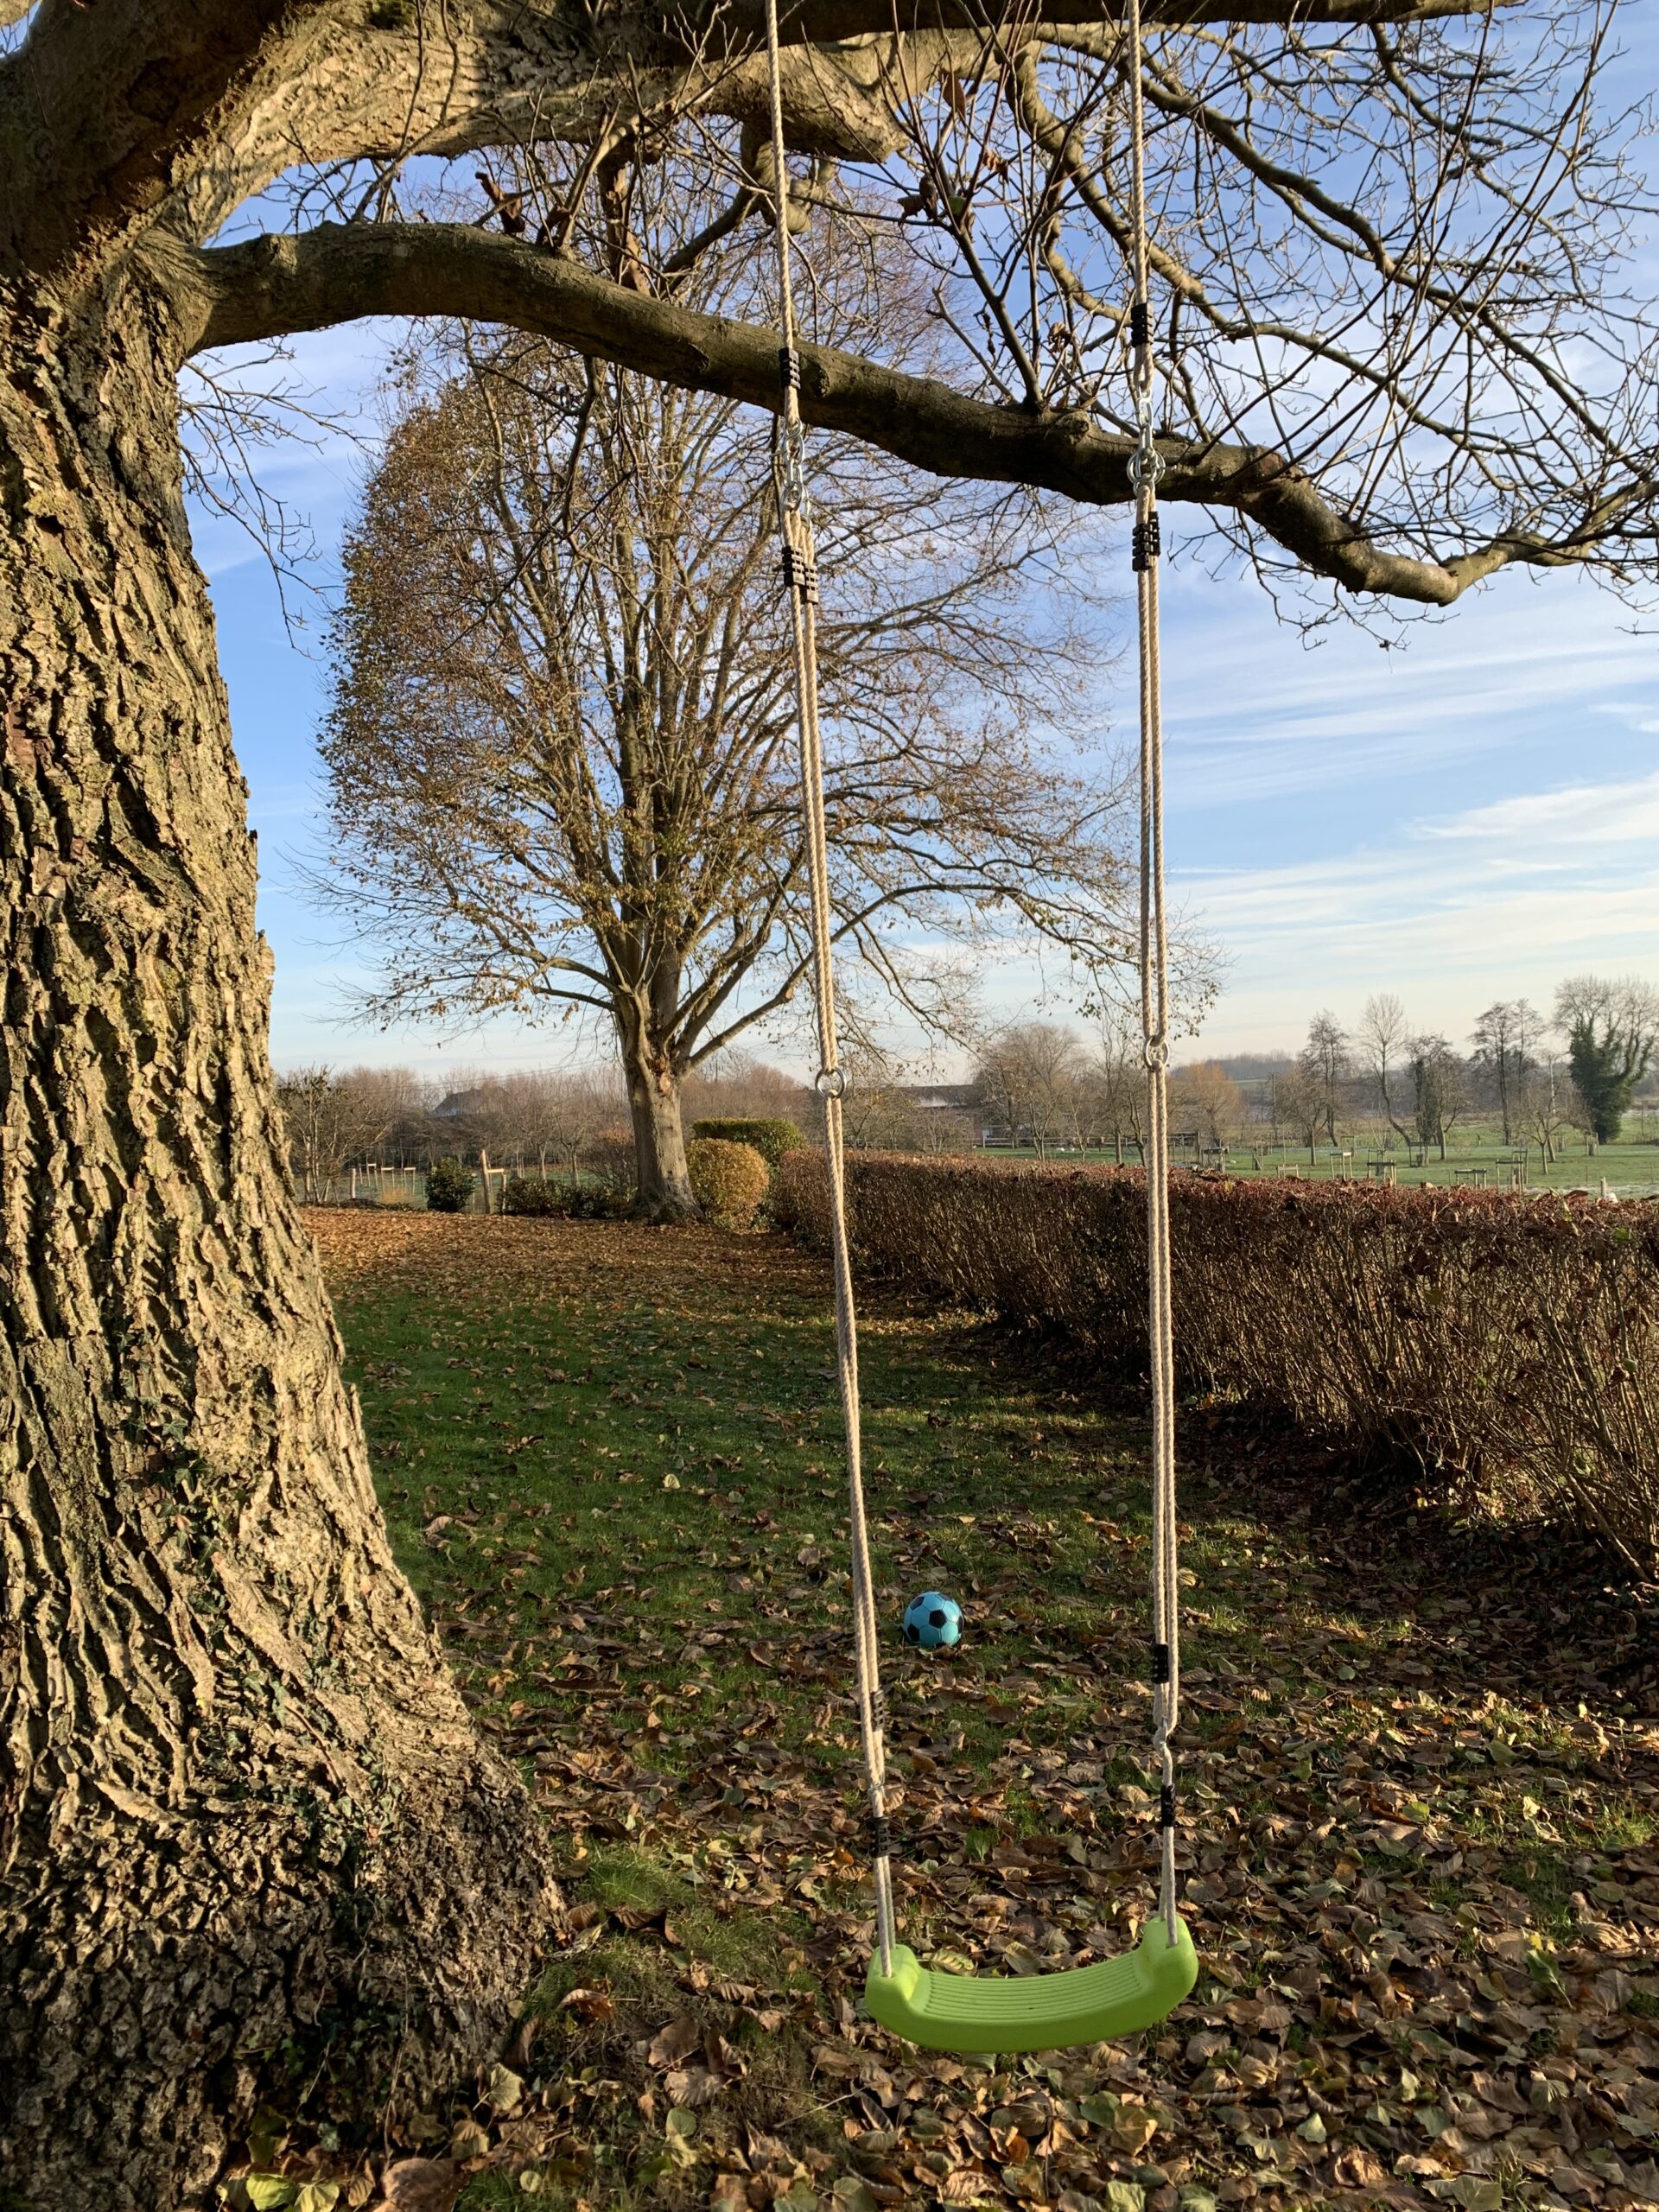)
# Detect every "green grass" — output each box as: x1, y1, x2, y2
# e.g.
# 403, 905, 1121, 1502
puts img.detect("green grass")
309, 1211, 1659, 2212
